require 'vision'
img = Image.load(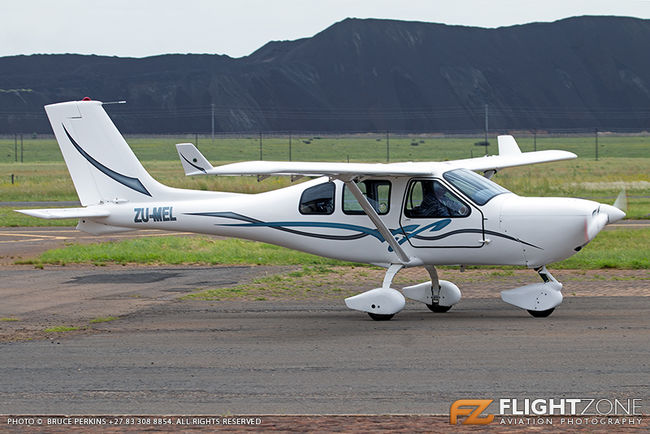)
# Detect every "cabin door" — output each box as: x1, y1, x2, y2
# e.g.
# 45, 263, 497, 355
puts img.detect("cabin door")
399, 179, 485, 248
